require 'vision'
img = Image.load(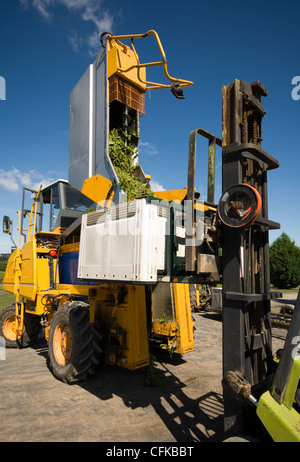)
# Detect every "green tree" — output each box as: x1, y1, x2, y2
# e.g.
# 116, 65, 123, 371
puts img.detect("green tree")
270, 232, 300, 289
